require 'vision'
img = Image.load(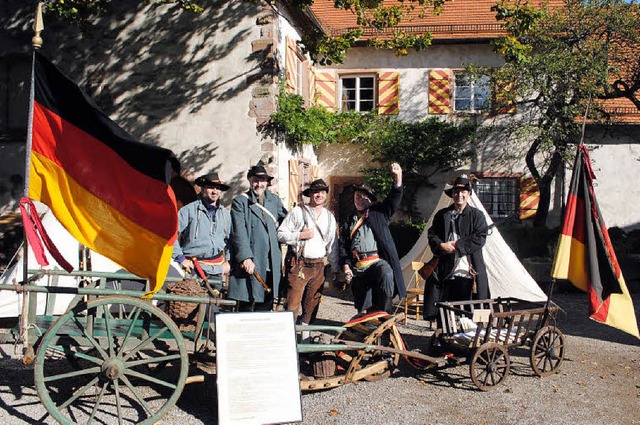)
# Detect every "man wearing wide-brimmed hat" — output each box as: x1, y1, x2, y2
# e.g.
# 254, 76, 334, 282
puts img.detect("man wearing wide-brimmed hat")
278, 178, 339, 327
339, 163, 406, 314
228, 163, 288, 311
422, 175, 489, 320
172, 172, 232, 281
